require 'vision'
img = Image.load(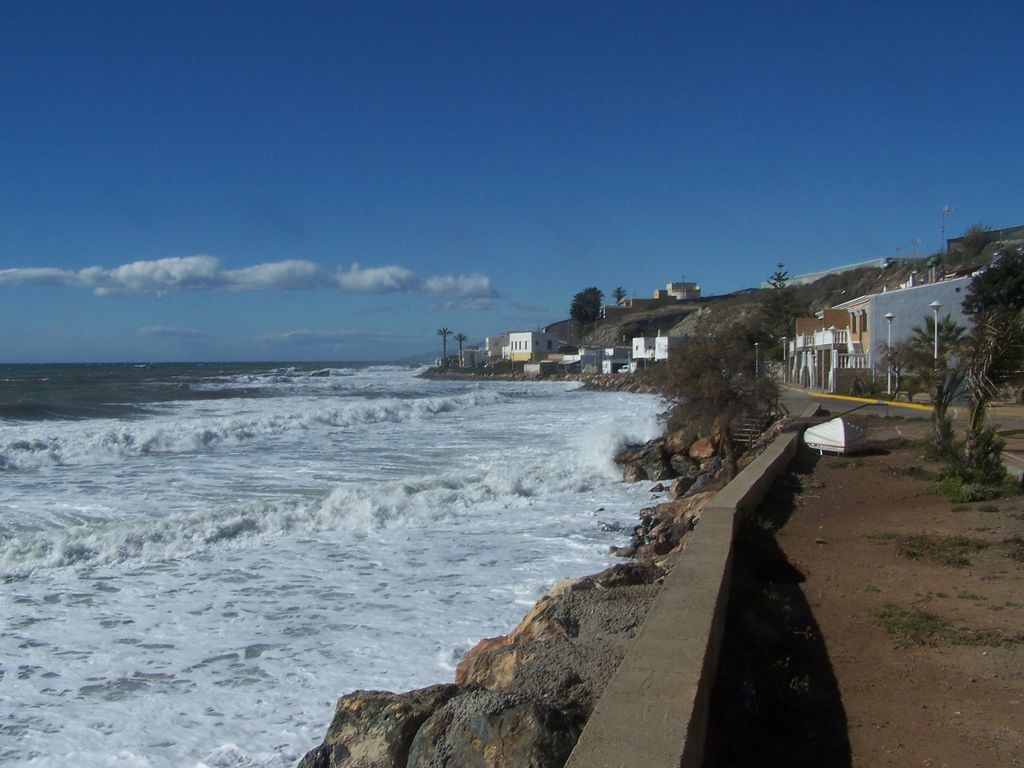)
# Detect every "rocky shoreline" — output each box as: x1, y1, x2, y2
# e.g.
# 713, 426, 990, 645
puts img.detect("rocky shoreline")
297, 402, 787, 768
419, 367, 660, 394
